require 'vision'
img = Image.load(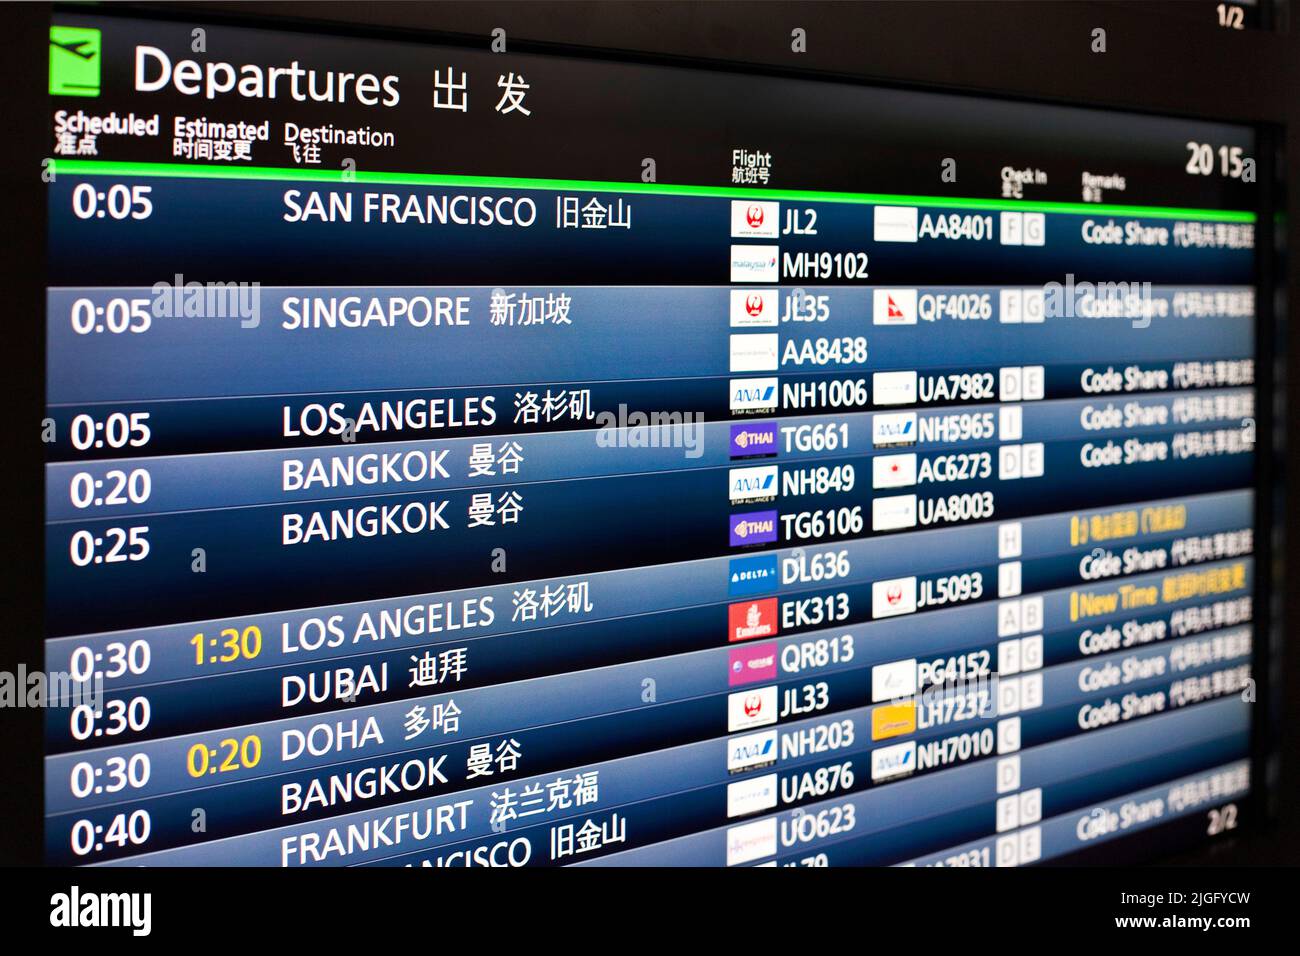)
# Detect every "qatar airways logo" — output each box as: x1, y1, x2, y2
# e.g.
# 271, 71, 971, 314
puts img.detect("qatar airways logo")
134, 46, 401, 105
